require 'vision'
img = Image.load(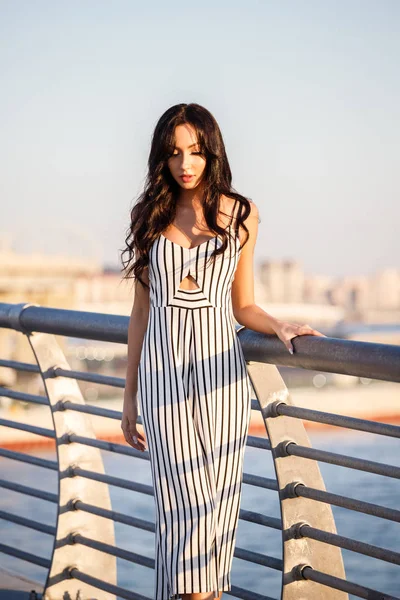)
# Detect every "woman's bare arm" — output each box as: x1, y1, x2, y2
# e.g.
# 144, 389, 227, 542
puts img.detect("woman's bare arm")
124, 268, 150, 403
231, 201, 278, 334
121, 266, 150, 451
231, 200, 326, 353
